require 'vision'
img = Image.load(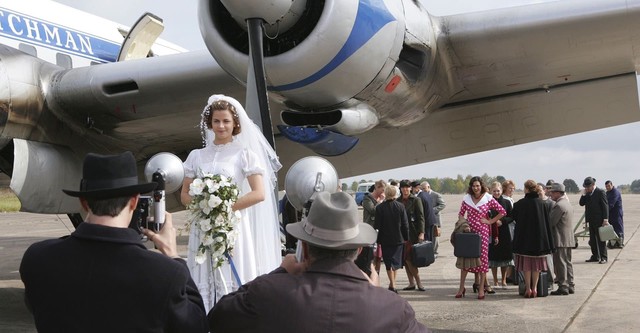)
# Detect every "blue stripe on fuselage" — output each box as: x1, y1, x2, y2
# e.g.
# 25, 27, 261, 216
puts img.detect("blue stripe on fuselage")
0, 7, 119, 63
272, 0, 395, 91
